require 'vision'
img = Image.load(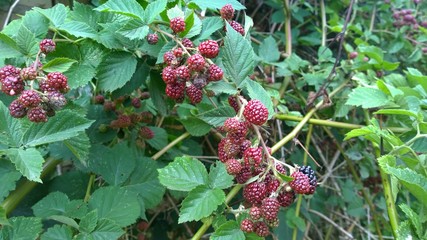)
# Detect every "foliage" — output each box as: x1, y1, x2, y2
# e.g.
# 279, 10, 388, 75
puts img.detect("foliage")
0, 0, 427, 239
